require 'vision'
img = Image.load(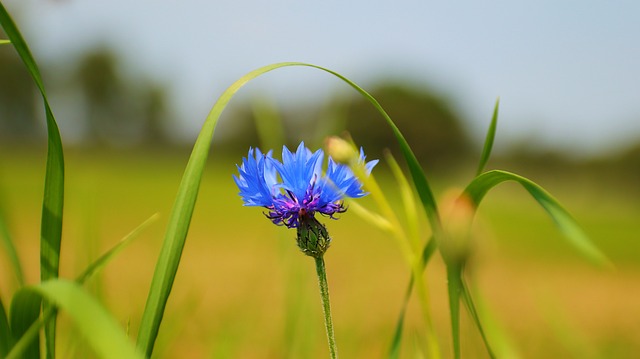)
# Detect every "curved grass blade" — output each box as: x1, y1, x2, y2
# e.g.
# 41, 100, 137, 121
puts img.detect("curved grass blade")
6, 280, 143, 359
9, 290, 42, 359
464, 170, 610, 266
0, 296, 12, 357
136, 61, 443, 357
0, 4, 65, 358
476, 98, 499, 176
